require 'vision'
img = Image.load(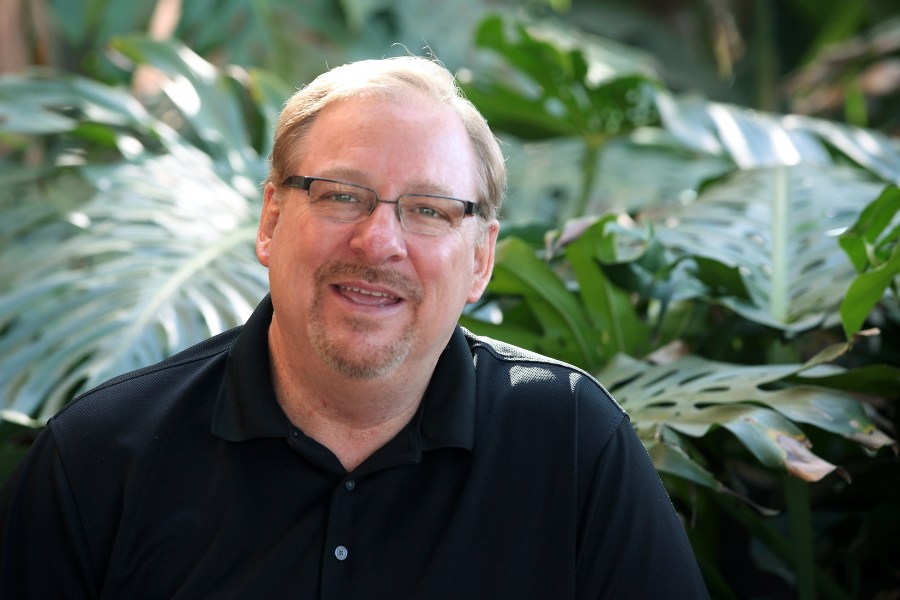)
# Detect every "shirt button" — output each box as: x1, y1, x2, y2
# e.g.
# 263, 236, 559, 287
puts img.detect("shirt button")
335, 545, 349, 561
344, 479, 356, 491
